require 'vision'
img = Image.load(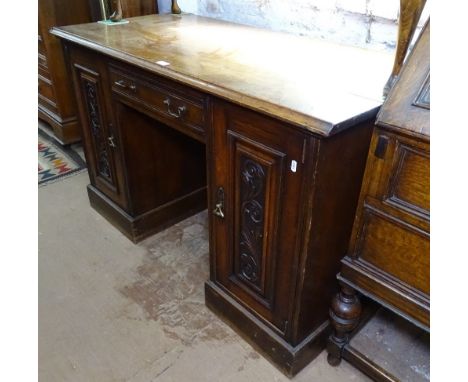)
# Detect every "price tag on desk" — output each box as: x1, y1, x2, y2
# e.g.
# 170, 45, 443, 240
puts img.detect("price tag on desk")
291, 160, 297, 172
156, 60, 171, 67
